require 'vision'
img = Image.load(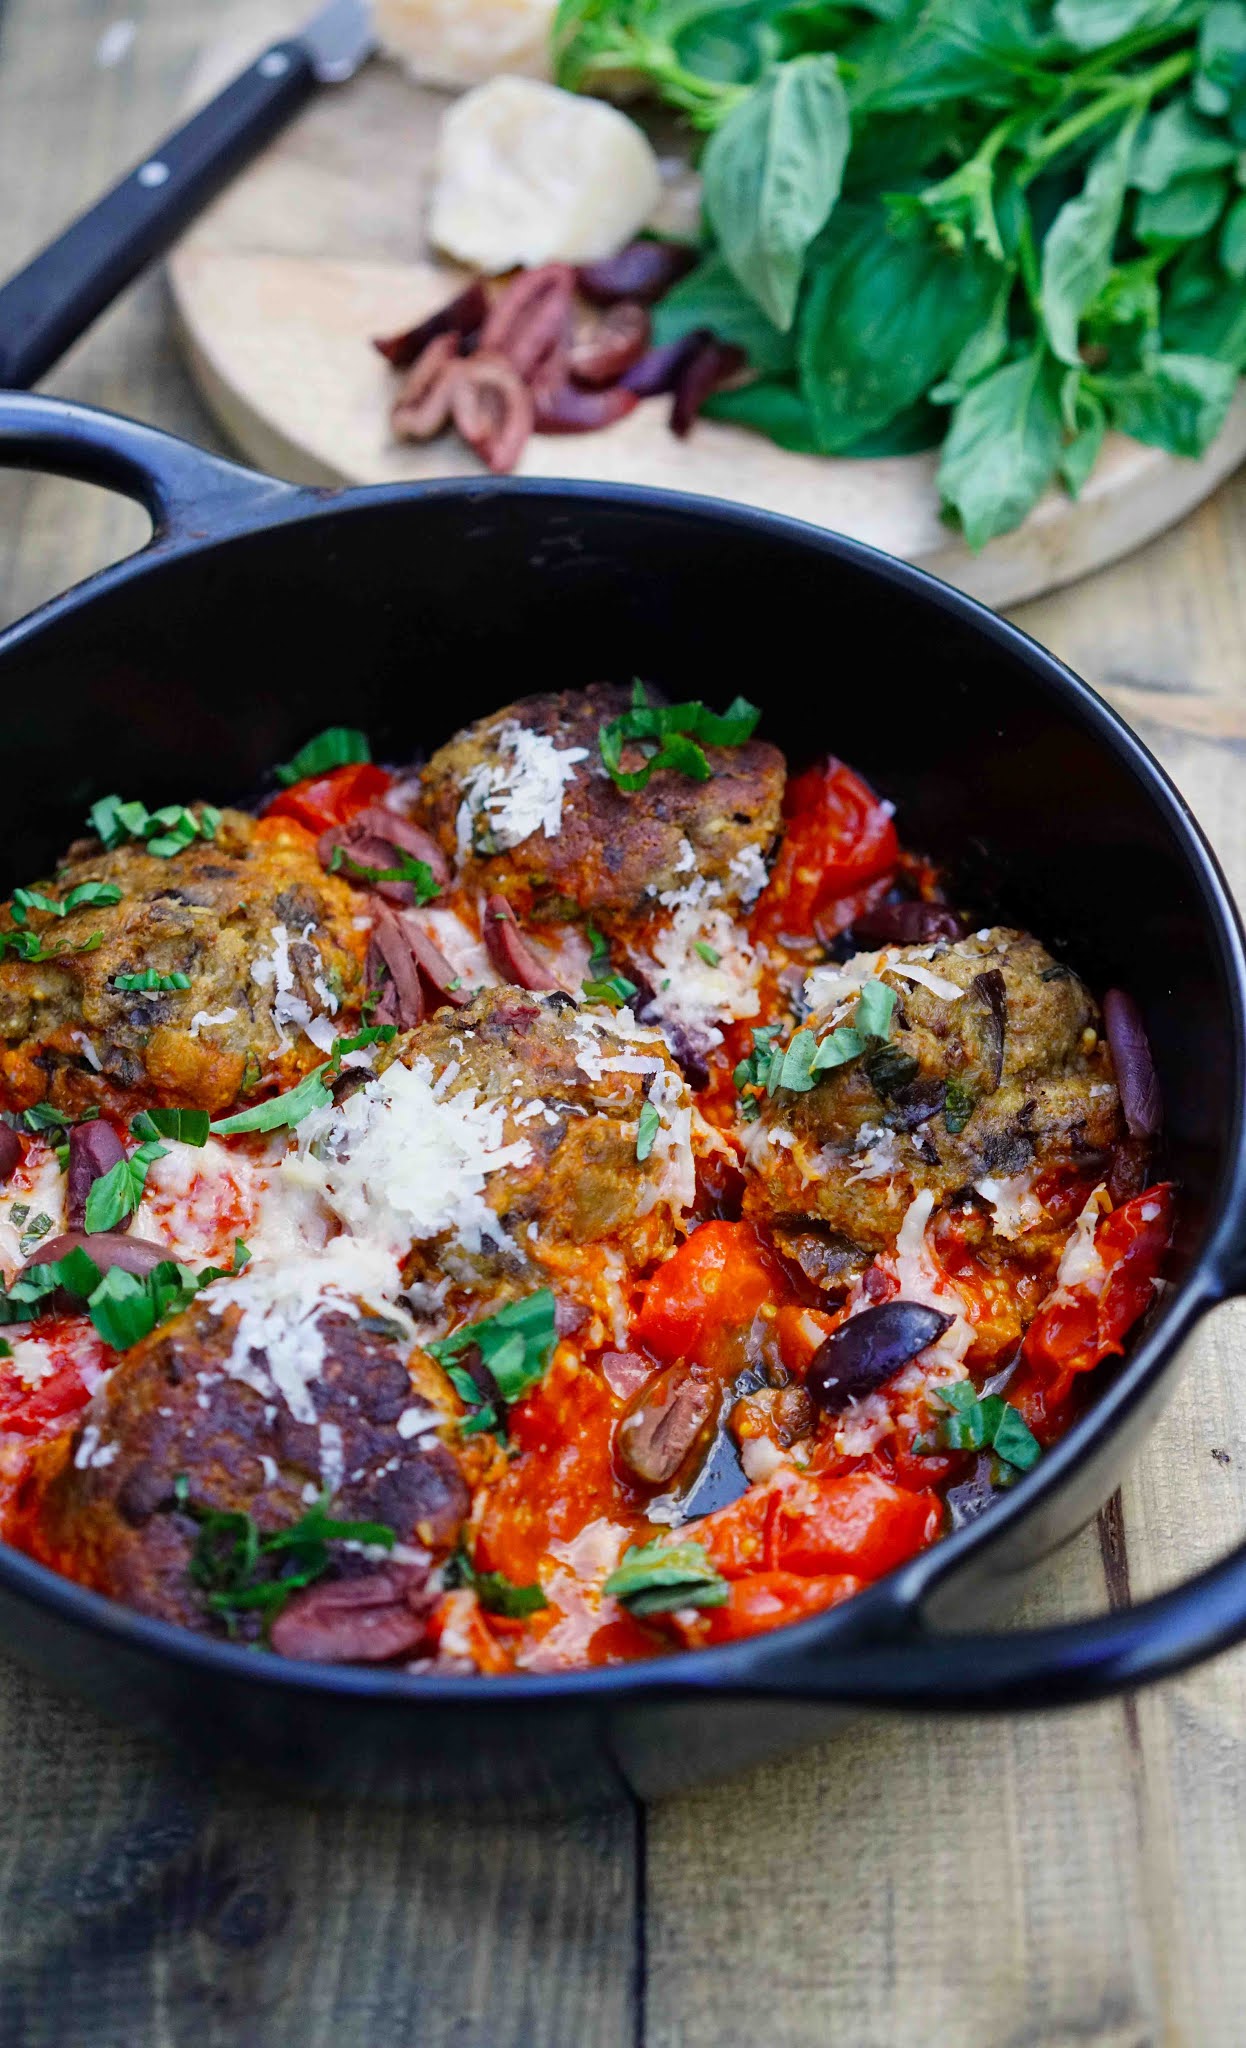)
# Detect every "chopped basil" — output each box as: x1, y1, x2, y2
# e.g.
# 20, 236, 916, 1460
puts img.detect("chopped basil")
132, 1107, 210, 1147
733, 1024, 783, 1121
604, 1538, 729, 1617
693, 940, 721, 967
943, 1080, 974, 1136
598, 683, 761, 794
636, 1099, 662, 1161
177, 1480, 395, 1632
17, 1213, 51, 1257
11, 880, 122, 925
197, 1239, 252, 1287
0, 926, 105, 963
88, 795, 220, 859
855, 978, 897, 1041
87, 1260, 201, 1348
21, 1101, 99, 1135
582, 973, 639, 1009
932, 1382, 1041, 1471
0, 1247, 104, 1324
585, 922, 612, 978
210, 1066, 333, 1137
811, 1024, 865, 1073
864, 1043, 921, 1098
774, 1027, 819, 1093
0, 1340, 10, 1360
330, 1024, 397, 1059
329, 845, 440, 904
444, 1364, 500, 1437
429, 1289, 558, 1428
8, 1205, 26, 1228
444, 1550, 548, 1617
112, 970, 191, 993
83, 1141, 168, 1233
275, 728, 371, 788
